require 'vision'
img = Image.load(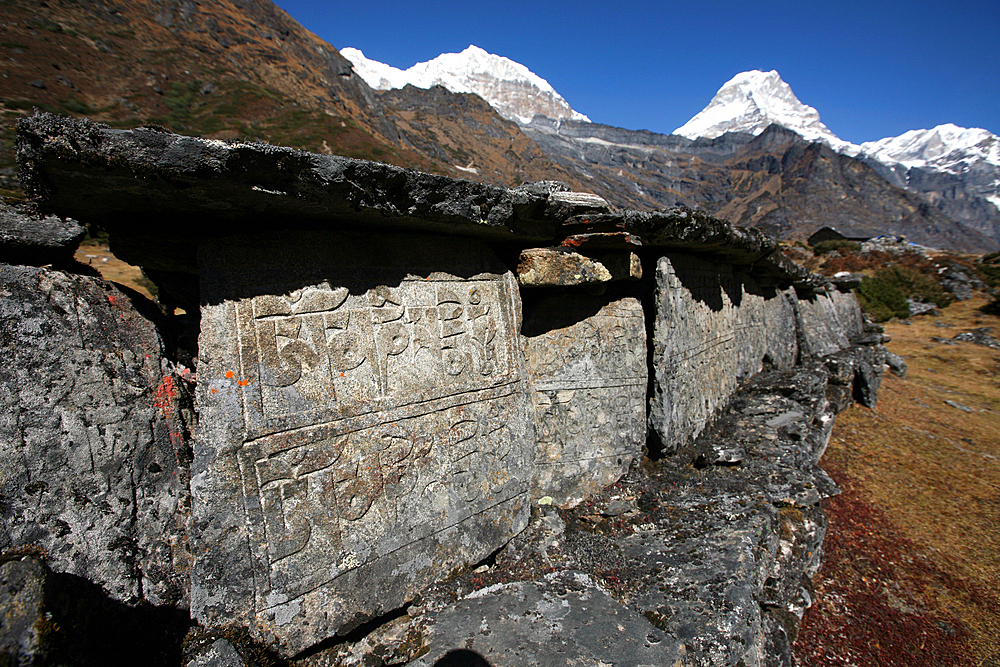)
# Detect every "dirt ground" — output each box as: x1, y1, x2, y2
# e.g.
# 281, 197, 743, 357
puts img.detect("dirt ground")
74, 239, 159, 303
795, 296, 1000, 666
